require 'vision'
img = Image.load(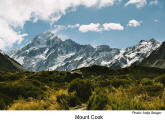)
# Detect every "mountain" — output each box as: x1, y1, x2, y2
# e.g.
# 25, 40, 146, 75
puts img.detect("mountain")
110, 39, 160, 68
141, 41, 165, 68
0, 50, 25, 72
10, 31, 161, 71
